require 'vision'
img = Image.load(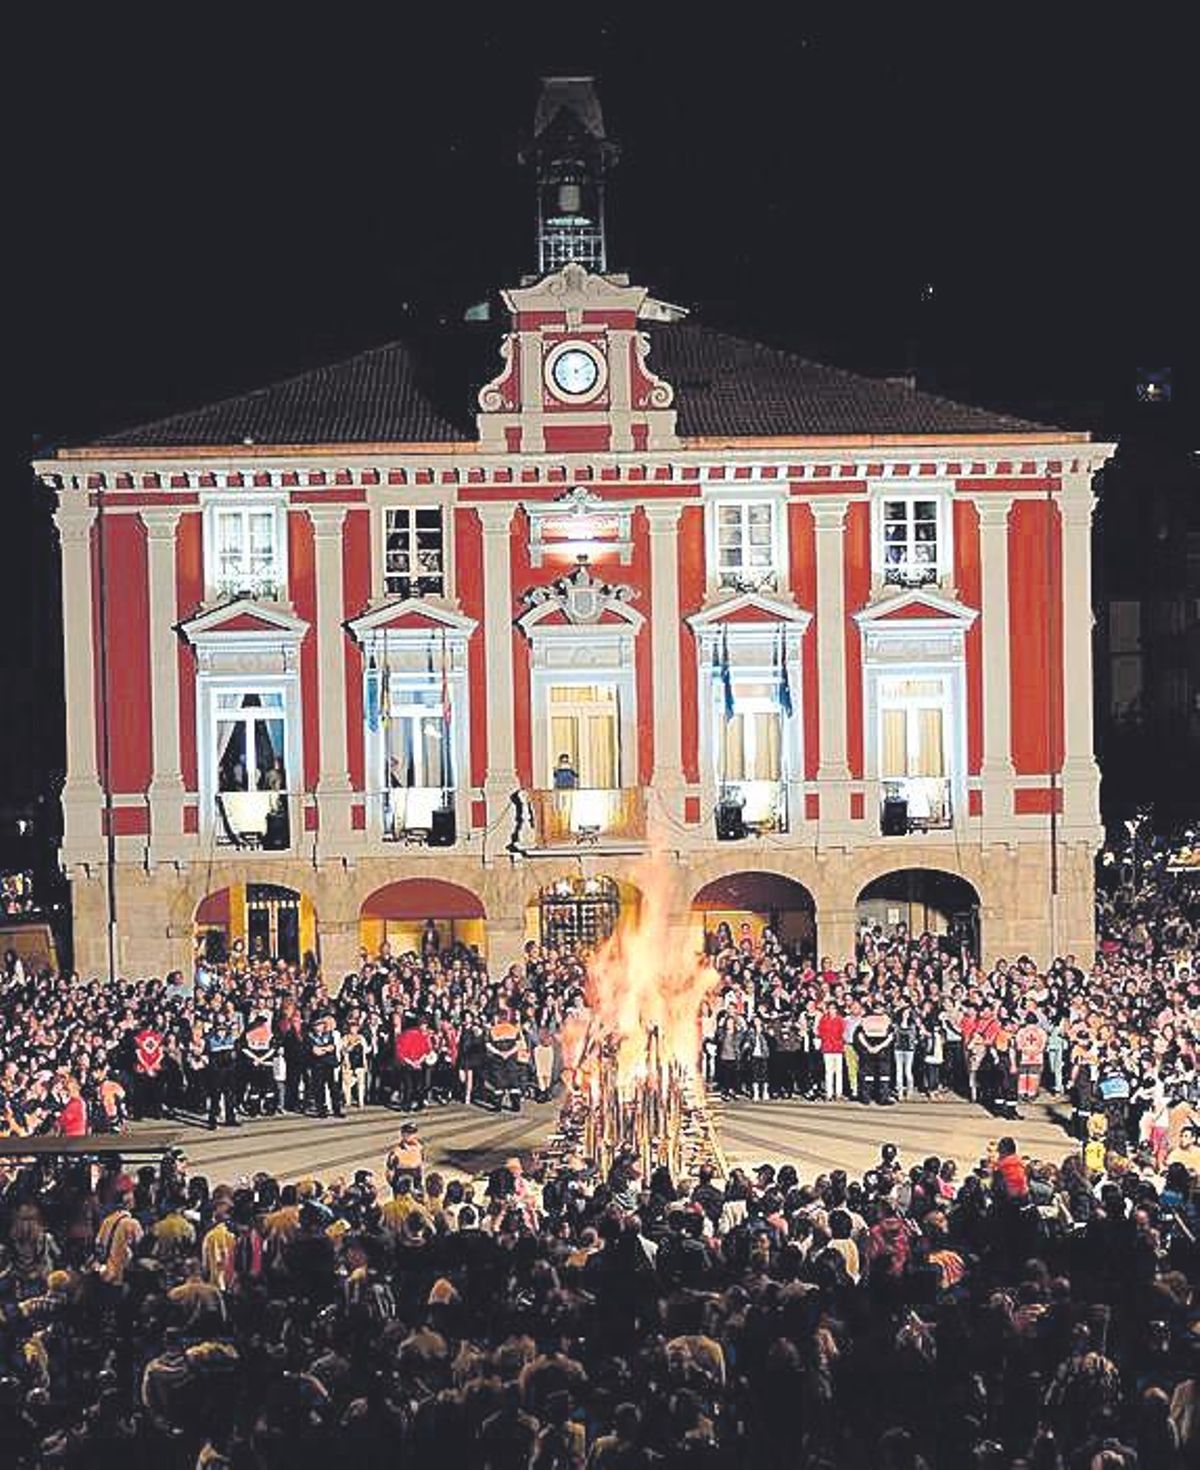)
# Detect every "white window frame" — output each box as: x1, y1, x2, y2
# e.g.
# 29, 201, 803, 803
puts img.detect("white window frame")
705, 495, 787, 595
870, 487, 953, 591
201, 494, 289, 603
378, 502, 450, 601
544, 681, 622, 789
197, 672, 301, 846
863, 660, 967, 830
